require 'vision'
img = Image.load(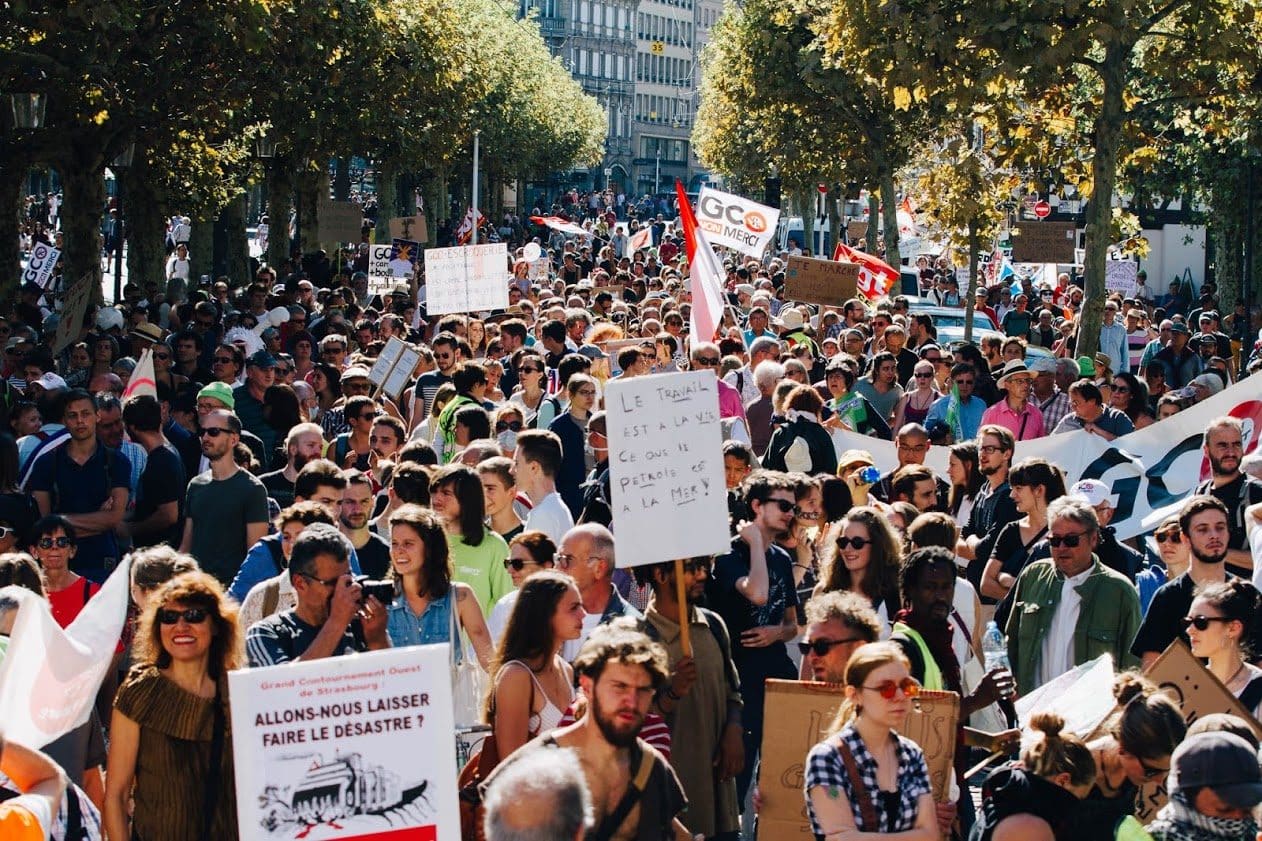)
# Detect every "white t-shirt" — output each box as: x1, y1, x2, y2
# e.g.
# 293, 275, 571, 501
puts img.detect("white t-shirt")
487, 590, 517, 645
166, 255, 191, 281
525, 491, 574, 544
